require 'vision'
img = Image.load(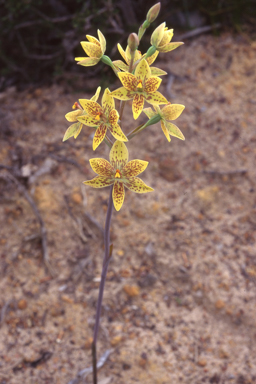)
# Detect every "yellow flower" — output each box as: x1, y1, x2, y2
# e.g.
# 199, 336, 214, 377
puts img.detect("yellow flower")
143, 103, 185, 142
110, 59, 168, 120
113, 44, 166, 77
63, 87, 101, 141
75, 30, 106, 67
77, 88, 127, 150
83, 140, 153, 211
151, 22, 183, 53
